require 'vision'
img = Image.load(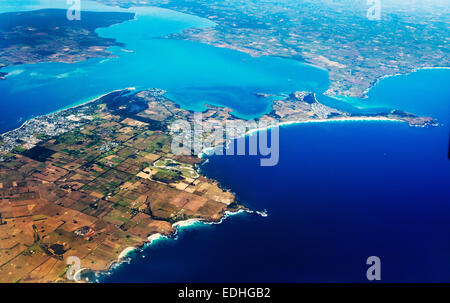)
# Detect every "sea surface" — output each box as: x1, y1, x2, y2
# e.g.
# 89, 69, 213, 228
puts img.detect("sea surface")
1, 0, 450, 282
0, 1, 329, 132
103, 121, 450, 283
